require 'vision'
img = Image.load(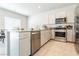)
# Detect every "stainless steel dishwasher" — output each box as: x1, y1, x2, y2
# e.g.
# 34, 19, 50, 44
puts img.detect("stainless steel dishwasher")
31, 31, 40, 55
